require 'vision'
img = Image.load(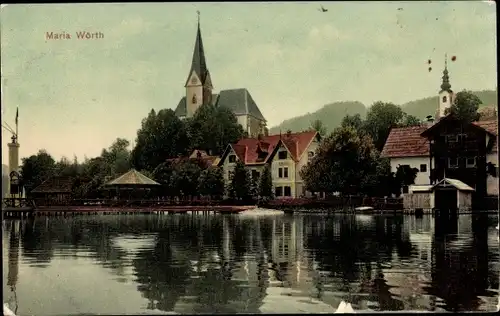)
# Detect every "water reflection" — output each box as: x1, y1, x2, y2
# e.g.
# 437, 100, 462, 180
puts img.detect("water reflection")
2, 213, 499, 315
